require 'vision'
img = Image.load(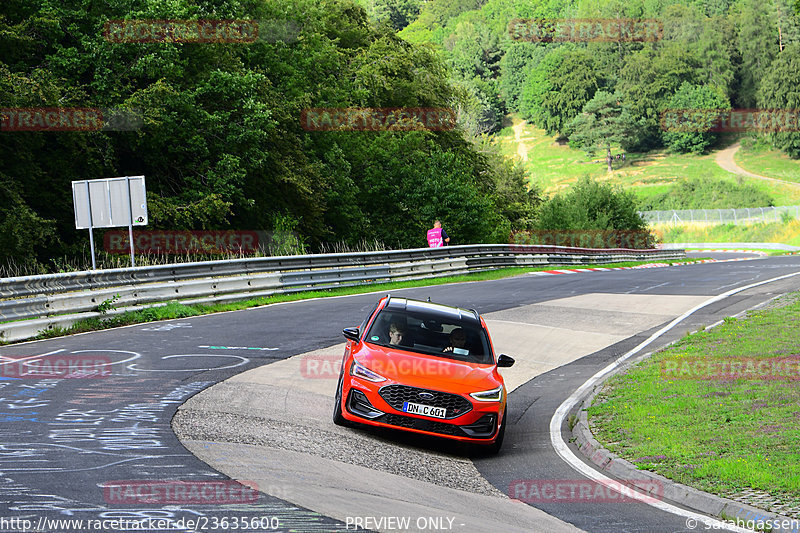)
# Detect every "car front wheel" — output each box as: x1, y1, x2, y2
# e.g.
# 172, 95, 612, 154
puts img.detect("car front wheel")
333, 372, 350, 427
